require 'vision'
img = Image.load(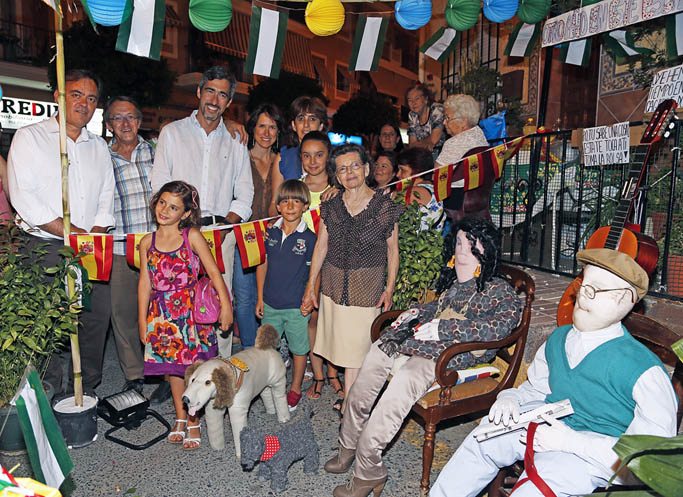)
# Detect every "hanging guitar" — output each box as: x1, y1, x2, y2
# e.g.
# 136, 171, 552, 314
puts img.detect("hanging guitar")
556, 99, 677, 326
